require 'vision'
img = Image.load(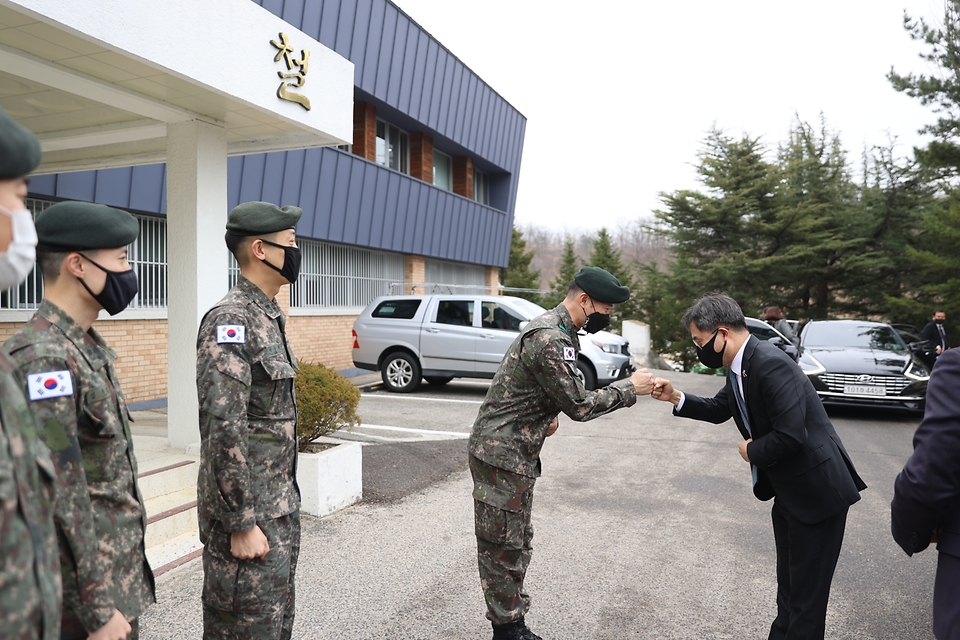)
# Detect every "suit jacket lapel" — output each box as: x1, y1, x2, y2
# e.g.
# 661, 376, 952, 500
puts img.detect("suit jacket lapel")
741, 336, 759, 434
